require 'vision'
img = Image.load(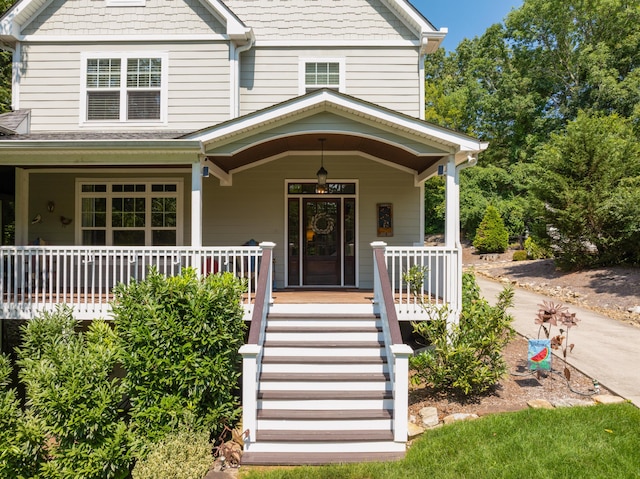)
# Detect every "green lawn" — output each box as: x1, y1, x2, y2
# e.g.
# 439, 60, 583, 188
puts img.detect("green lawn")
241, 403, 640, 479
